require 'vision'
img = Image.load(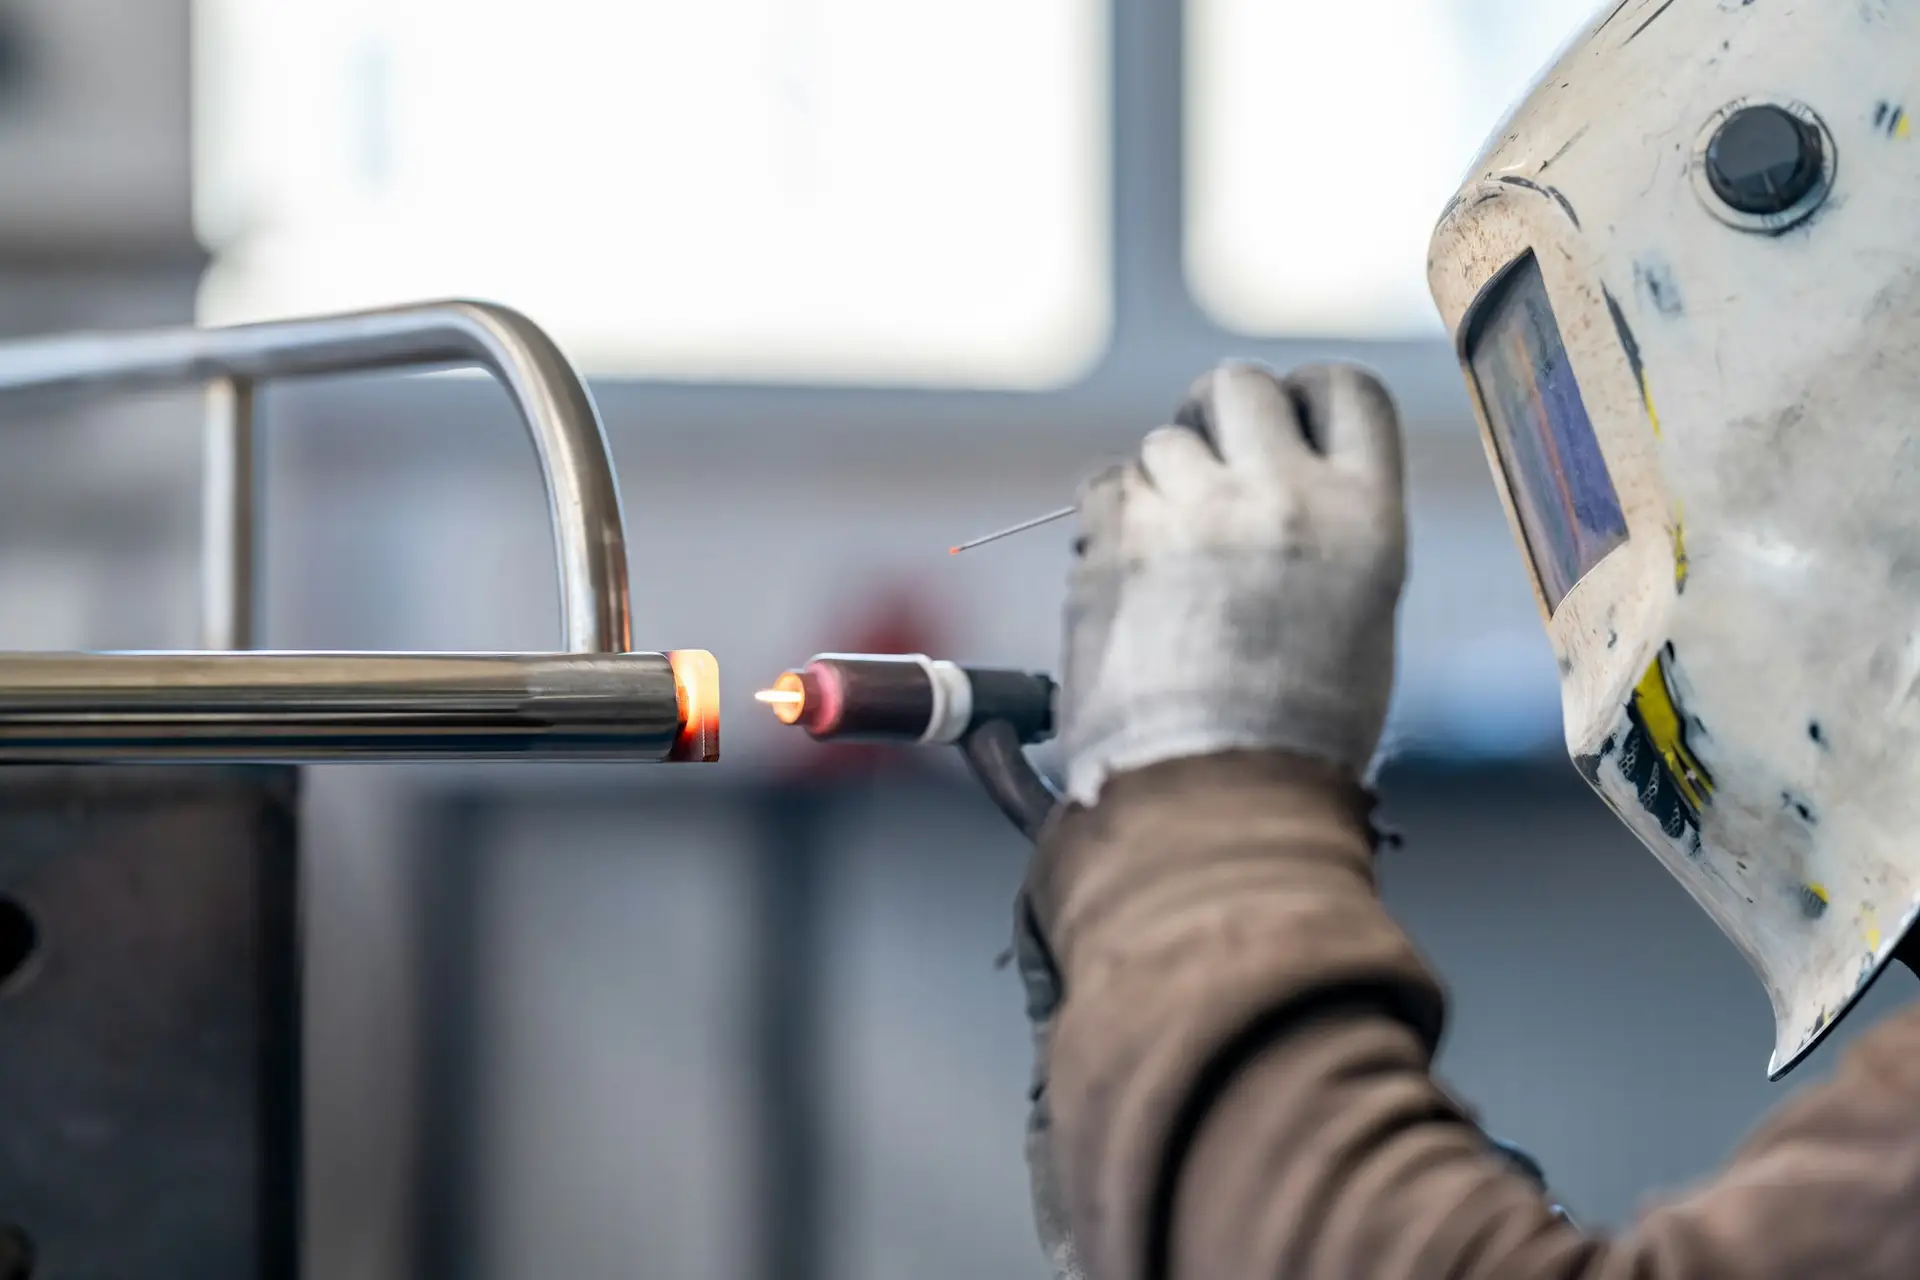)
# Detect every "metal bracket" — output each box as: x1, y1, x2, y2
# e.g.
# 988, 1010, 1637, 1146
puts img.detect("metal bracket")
0, 766, 302, 1279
